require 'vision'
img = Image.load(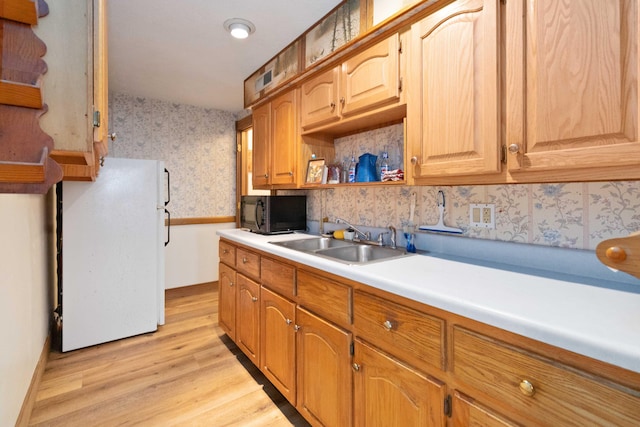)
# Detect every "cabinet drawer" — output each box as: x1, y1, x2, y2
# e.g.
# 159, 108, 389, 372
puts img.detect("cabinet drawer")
236, 247, 260, 280
219, 240, 236, 267
452, 326, 640, 426
297, 270, 351, 328
354, 290, 445, 372
261, 257, 295, 299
